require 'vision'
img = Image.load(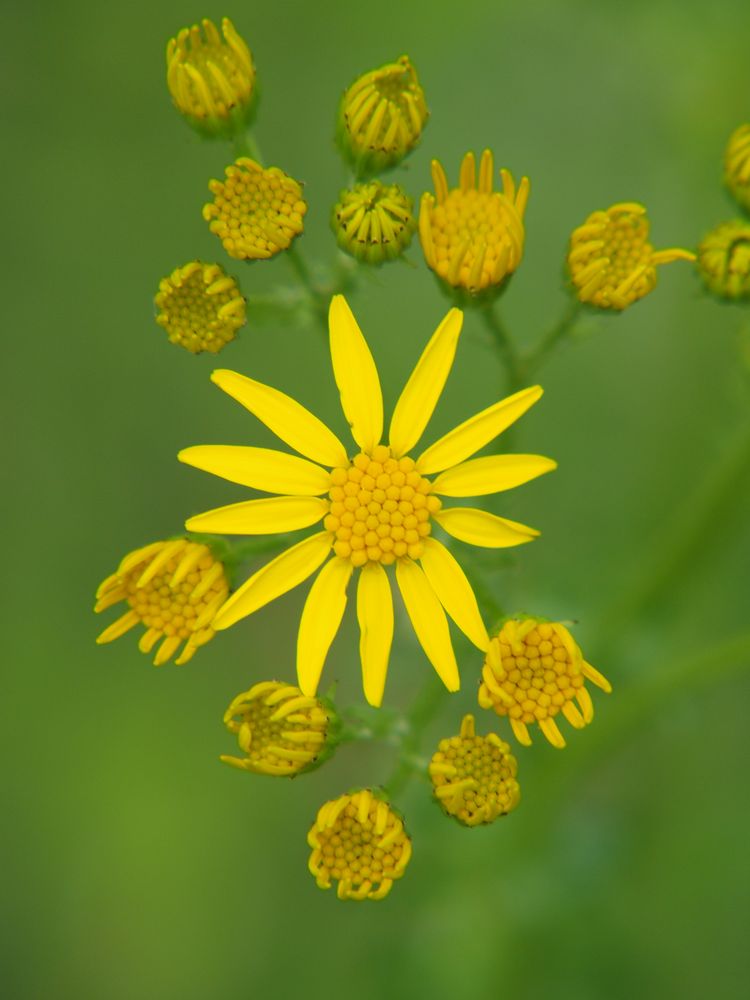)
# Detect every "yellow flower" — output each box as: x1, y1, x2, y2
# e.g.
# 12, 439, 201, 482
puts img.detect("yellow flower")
203, 158, 307, 261
332, 181, 415, 264
179, 295, 556, 706
155, 261, 246, 354
95, 539, 230, 666
338, 55, 428, 174
429, 714, 520, 827
166, 18, 256, 138
307, 789, 411, 900
696, 220, 750, 300
478, 618, 611, 748
724, 124, 750, 213
220, 681, 332, 776
567, 202, 695, 309
420, 150, 529, 296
